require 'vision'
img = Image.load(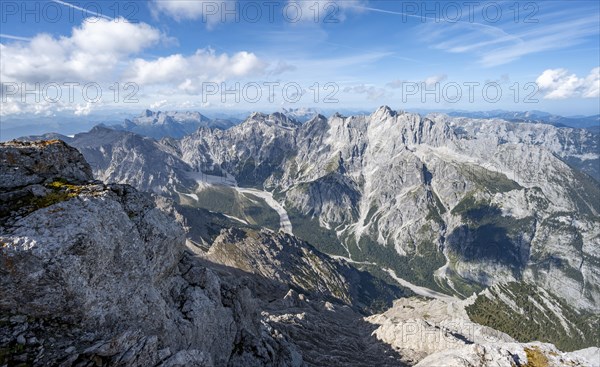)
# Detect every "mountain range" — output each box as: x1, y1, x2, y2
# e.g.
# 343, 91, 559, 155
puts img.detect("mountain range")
6, 106, 600, 365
